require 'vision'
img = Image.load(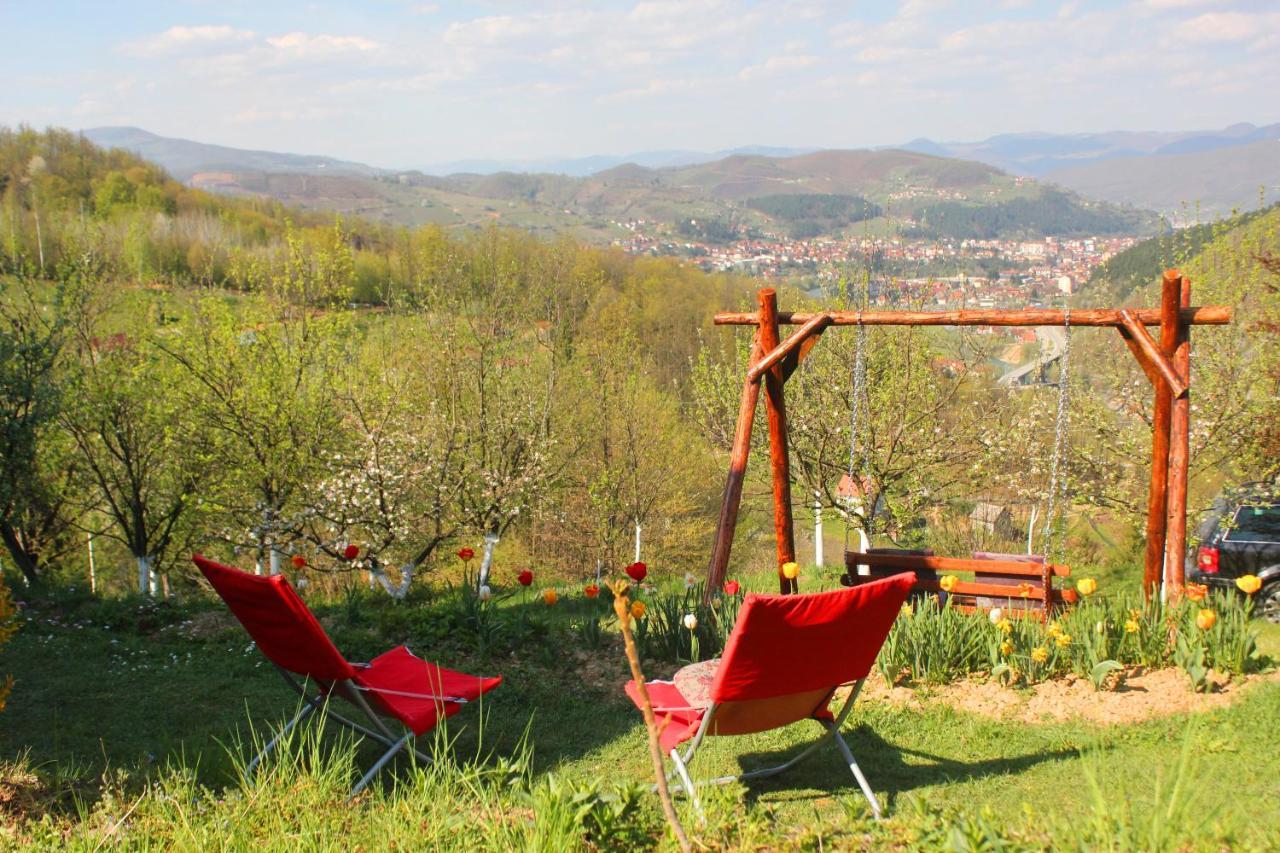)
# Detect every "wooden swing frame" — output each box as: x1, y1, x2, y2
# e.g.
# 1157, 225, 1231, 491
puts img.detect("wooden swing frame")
705, 271, 1231, 601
